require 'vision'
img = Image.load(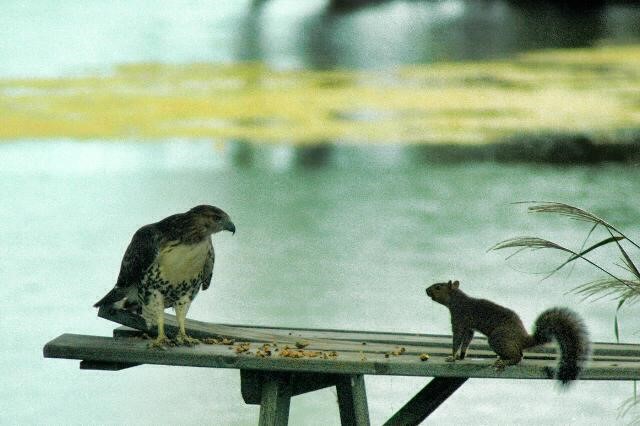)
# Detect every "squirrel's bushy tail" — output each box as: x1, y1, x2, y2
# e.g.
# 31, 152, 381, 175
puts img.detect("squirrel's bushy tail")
530, 307, 590, 385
